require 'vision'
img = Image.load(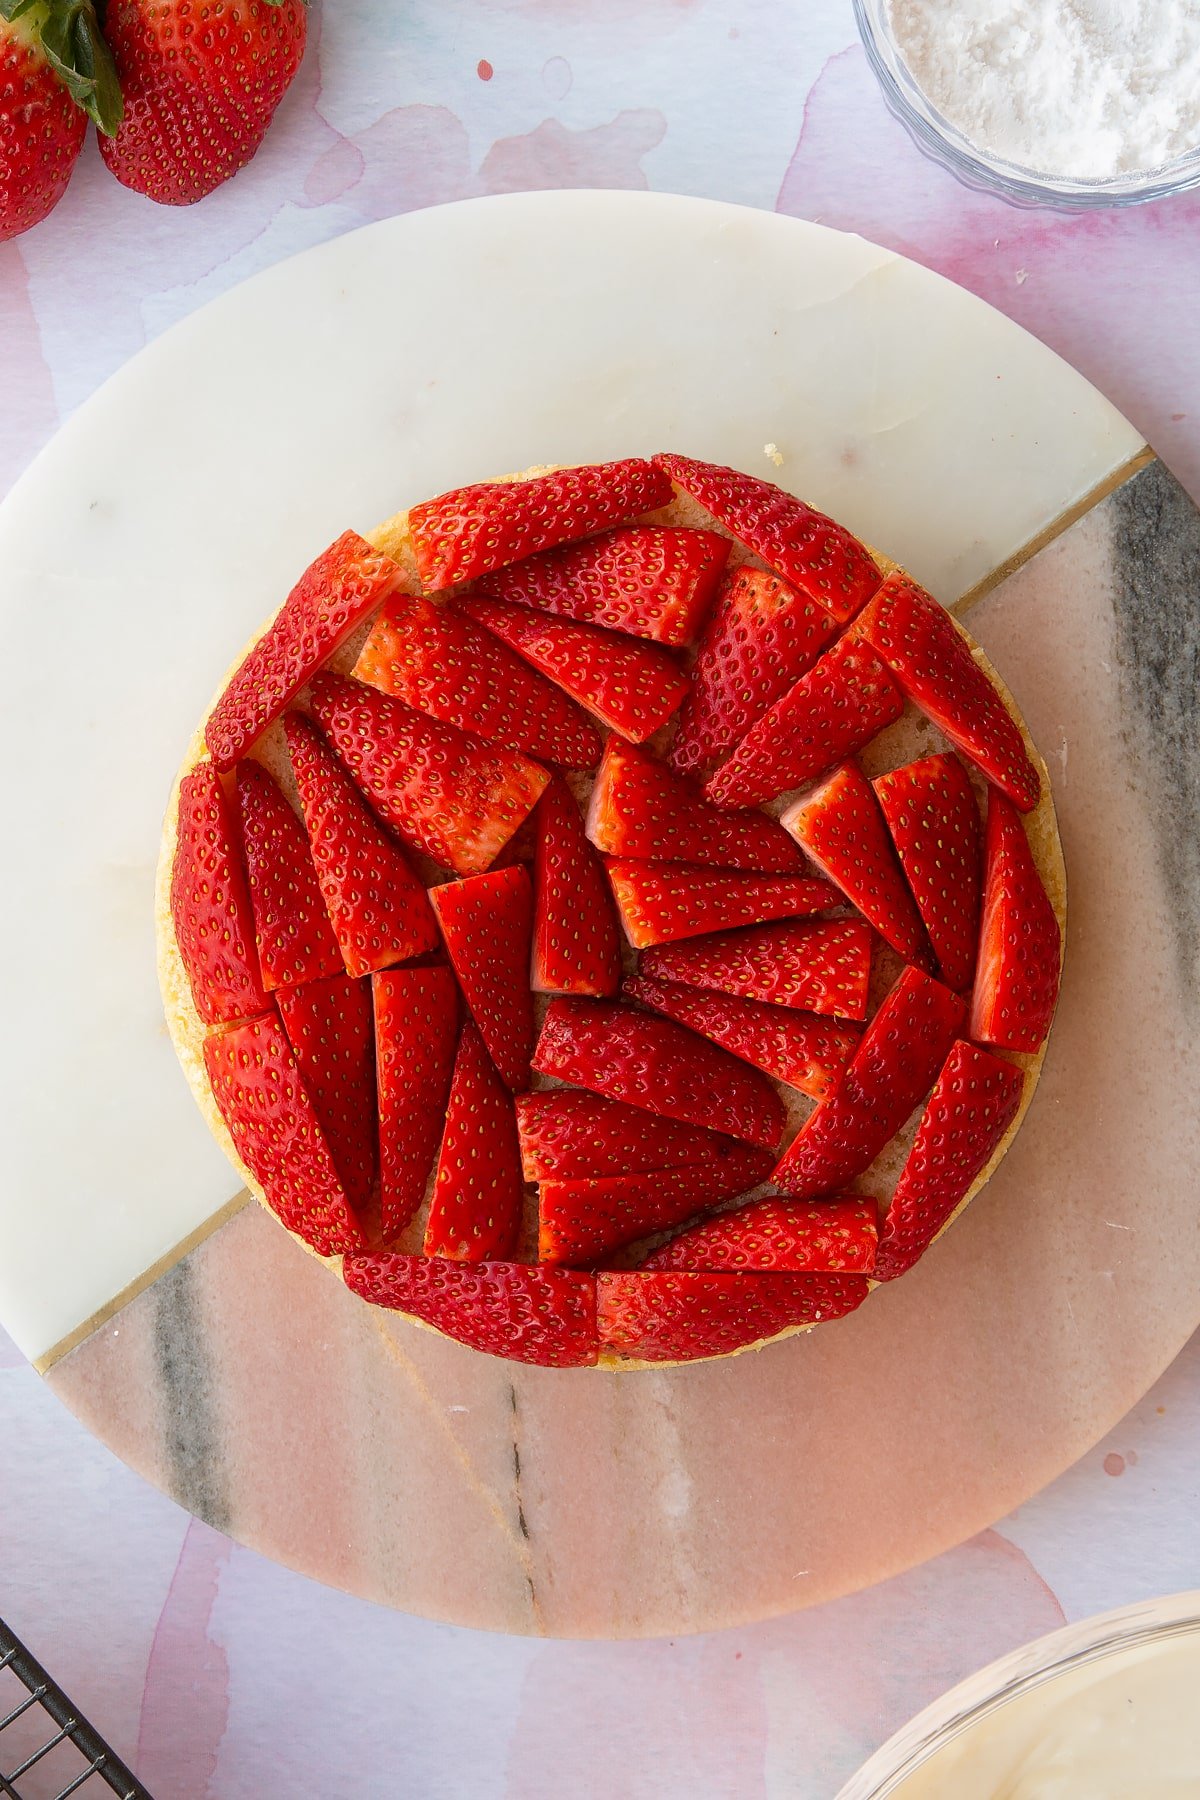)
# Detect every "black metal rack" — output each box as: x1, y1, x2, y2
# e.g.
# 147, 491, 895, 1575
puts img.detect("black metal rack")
0, 1618, 152, 1799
